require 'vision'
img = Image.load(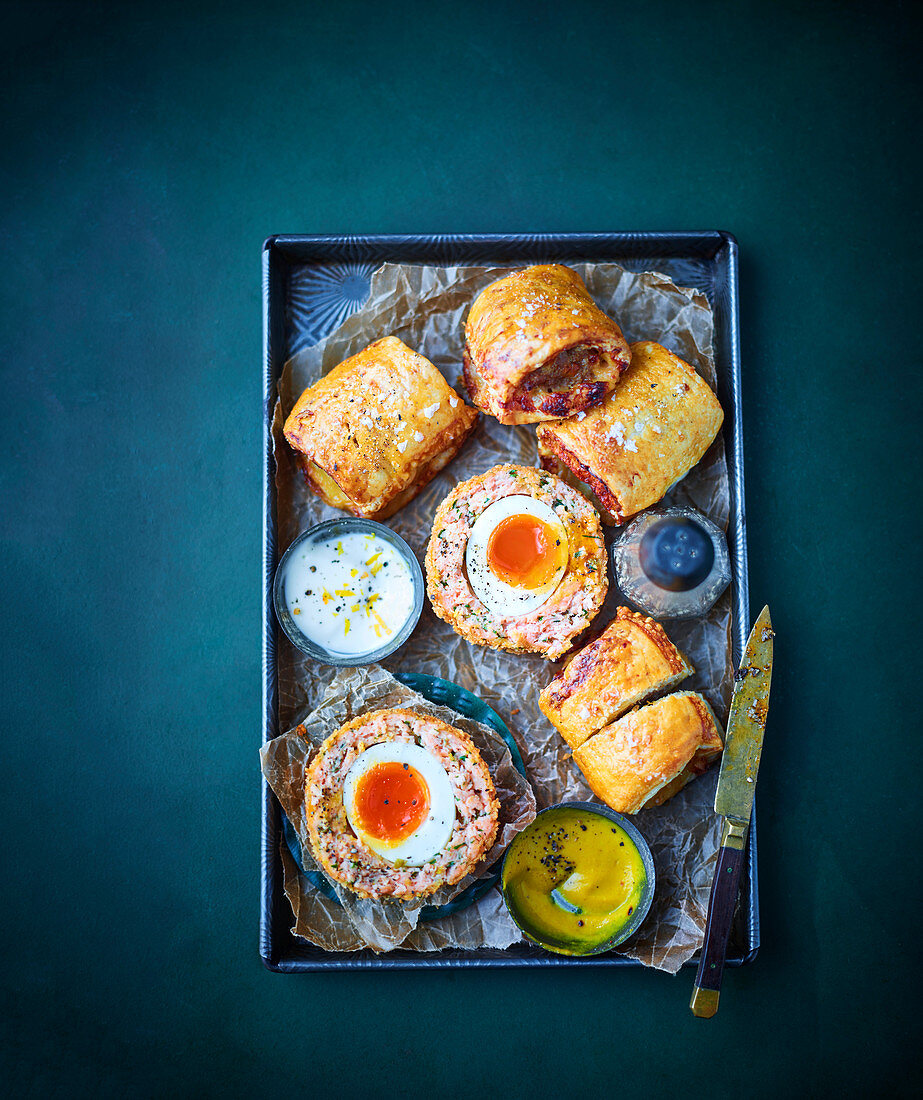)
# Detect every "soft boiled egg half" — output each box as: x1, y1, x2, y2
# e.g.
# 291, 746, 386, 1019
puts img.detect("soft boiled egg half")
342, 741, 456, 865
465, 495, 569, 616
